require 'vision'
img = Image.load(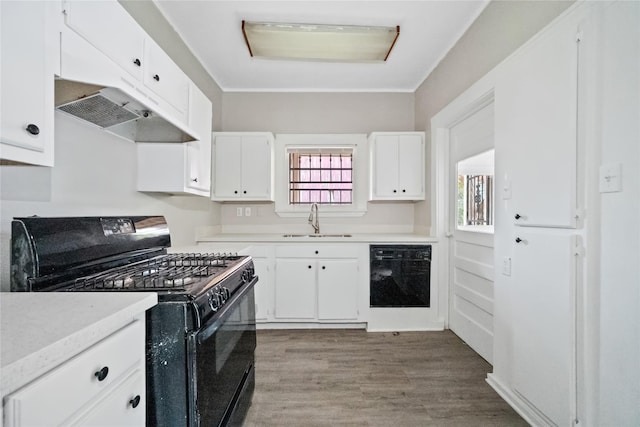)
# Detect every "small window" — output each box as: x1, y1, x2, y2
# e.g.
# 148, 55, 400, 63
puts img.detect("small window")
457, 174, 493, 226
288, 149, 353, 205
456, 149, 494, 229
